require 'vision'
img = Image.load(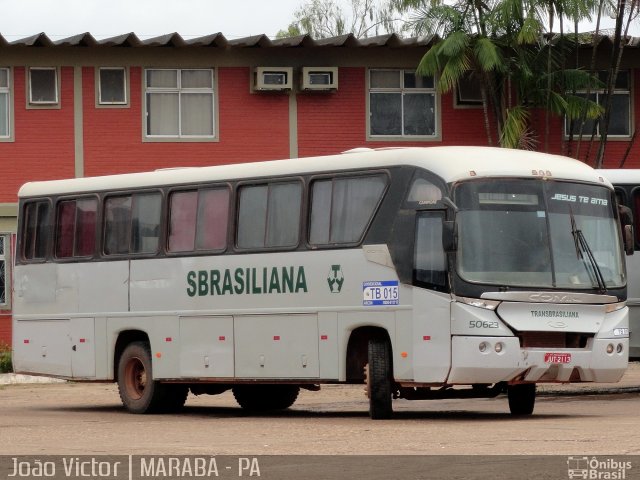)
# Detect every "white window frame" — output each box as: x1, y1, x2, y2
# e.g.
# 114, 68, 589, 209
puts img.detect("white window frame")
0, 68, 11, 140
97, 67, 128, 106
144, 68, 216, 141
367, 68, 440, 141
565, 70, 632, 139
28, 67, 59, 106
